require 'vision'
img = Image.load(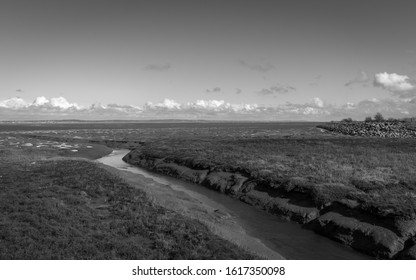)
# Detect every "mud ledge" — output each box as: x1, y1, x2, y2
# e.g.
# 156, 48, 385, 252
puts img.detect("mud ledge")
123, 148, 416, 259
